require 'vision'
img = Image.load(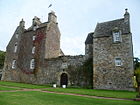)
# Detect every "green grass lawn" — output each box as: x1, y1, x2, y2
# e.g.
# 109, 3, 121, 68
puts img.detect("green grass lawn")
0, 81, 50, 89
43, 88, 138, 99
0, 86, 20, 91
0, 91, 139, 105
